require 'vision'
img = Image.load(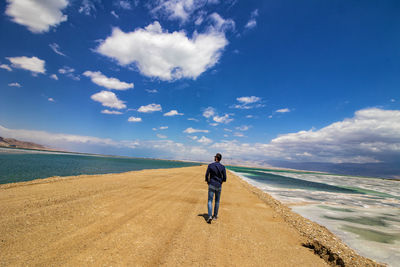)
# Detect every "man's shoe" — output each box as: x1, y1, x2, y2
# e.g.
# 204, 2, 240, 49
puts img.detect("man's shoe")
213, 216, 218, 221
207, 216, 213, 223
